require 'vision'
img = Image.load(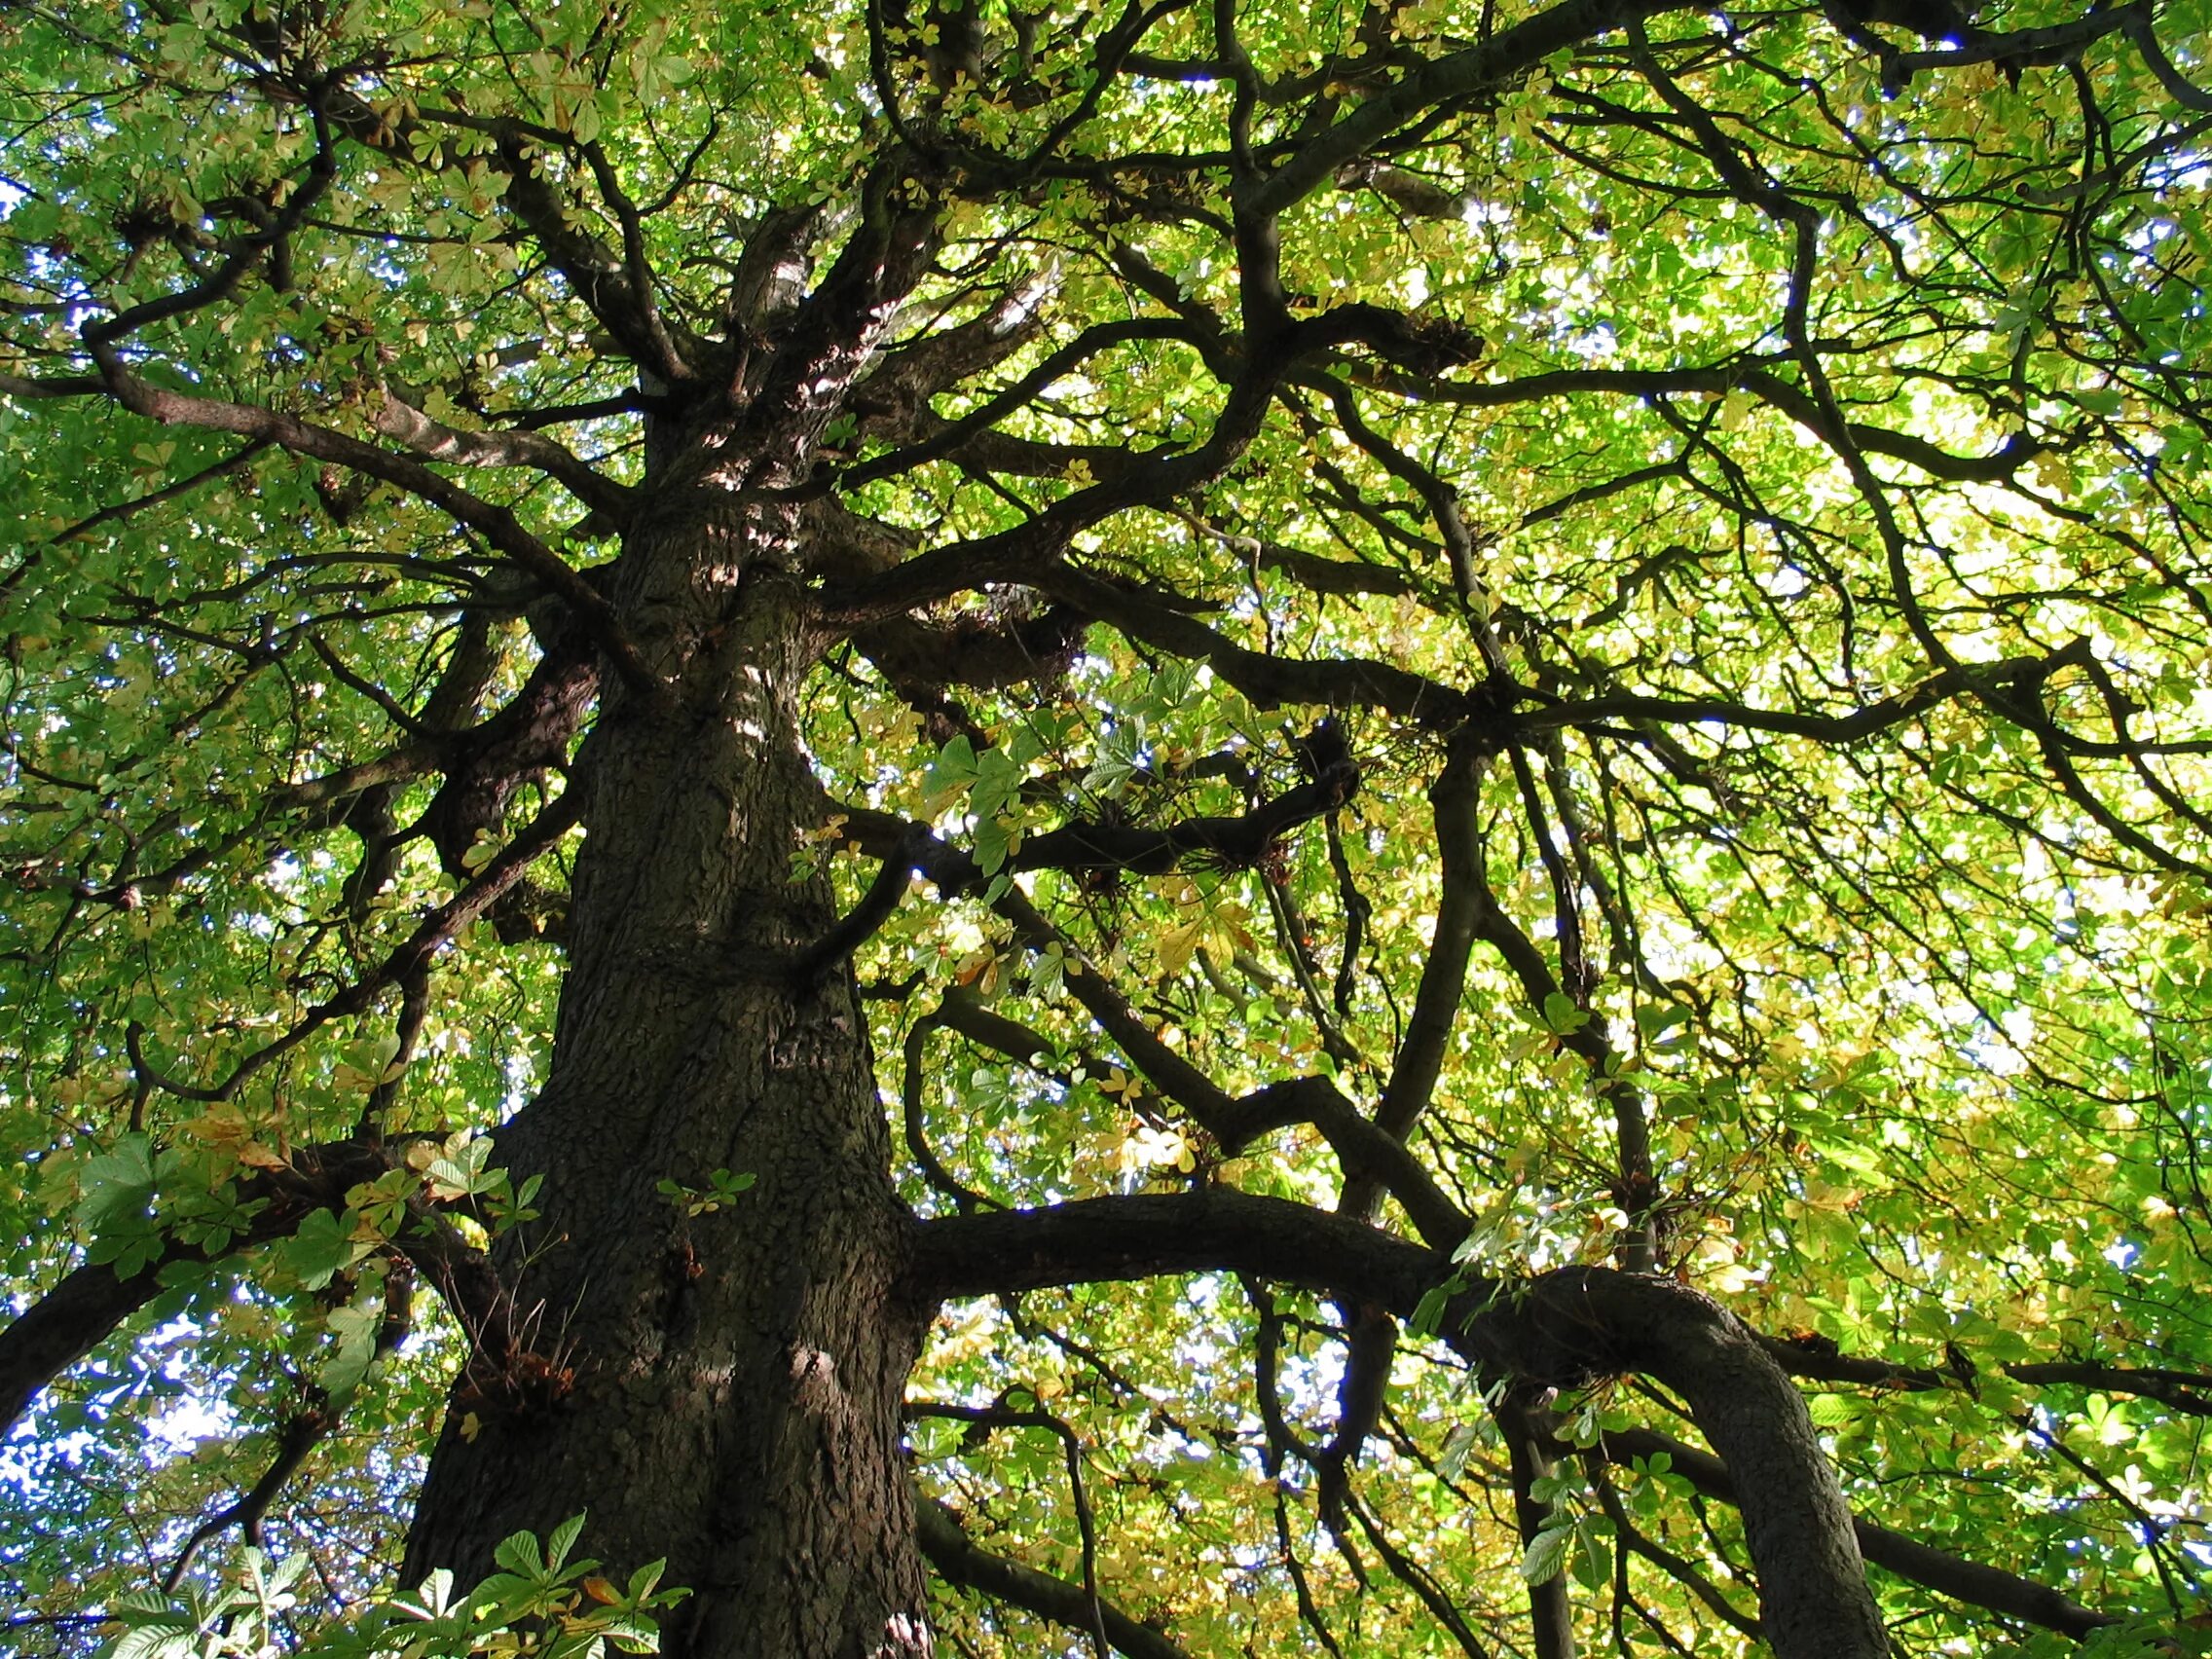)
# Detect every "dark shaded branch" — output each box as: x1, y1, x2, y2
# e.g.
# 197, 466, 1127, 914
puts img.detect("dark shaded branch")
1501, 1389, 1577, 1659
203, 794, 582, 1102
1589, 1464, 1761, 1641
1595, 1427, 2116, 1640
914, 1494, 1189, 1659
83, 112, 337, 350
828, 298, 1411, 624
852, 606, 1088, 701
161, 1406, 332, 1592
845, 318, 1190, 482
1038, 566, 1476, 720
2122, 8, 2212, 111
1340, 1487, 1495, 1658
1371, 742, 1486, 1146
1313, 1301, 1396, 1535
902, 1016, 999, 1214
1239, 0, 1702, 217
1205, 1076, 1467, 1249
831, 722, 1357, 886
1526, 647, 2093, 748
85, 352, 667, 707
0, 1141, 490, 1436
903, 1190, 1433, 1309
791, 823, 934, 988
1766, 1336, 2212, 1419
910, 1401, 1109, 1657
908, 1201, 1890, 1659
1878, 3, 2145, 93
0, 1248, 242, 1436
